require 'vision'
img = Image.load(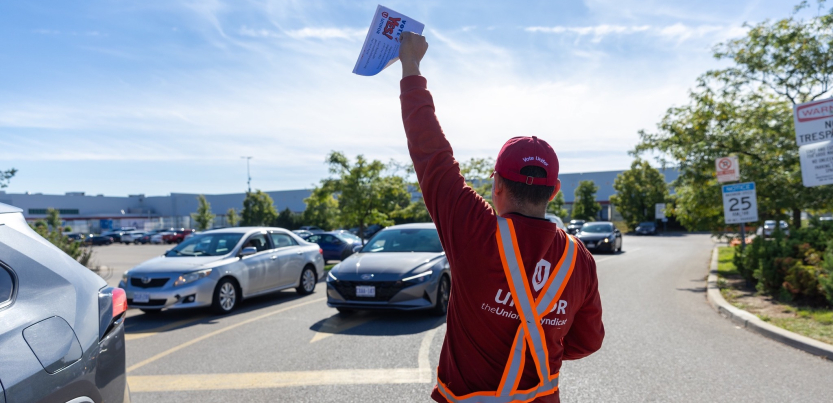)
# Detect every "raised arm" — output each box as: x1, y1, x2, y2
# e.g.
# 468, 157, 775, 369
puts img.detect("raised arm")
398, 32, 495, 255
